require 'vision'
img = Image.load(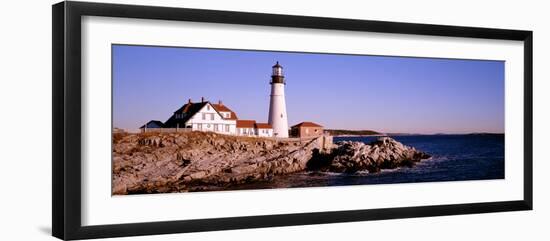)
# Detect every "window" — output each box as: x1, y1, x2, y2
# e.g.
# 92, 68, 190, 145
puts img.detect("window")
225, 125, 230, 132
210, 113, 214, 120
214, 124, 219, 131
207, 124, 211, 128
305, 128, 309, 134
207, 105, 210, 110
202, 113, 206, 120
197, 124, 202, 130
